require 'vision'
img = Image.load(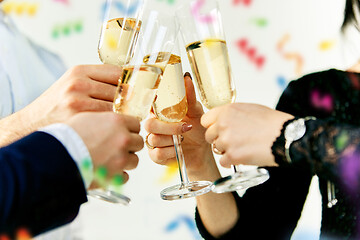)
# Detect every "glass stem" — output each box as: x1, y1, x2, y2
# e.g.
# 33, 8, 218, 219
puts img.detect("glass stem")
173, 135, 189, 188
